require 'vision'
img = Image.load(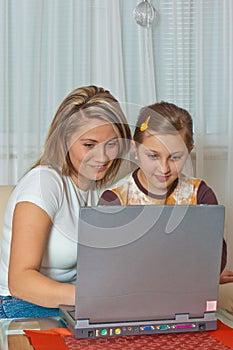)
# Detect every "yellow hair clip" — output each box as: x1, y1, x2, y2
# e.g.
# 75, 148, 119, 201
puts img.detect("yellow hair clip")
140, 115, 151, 132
